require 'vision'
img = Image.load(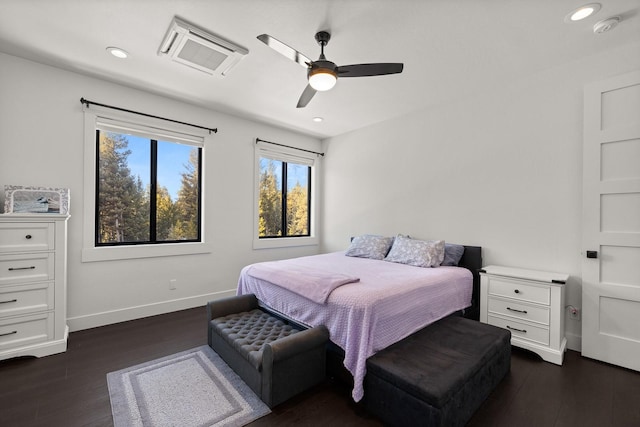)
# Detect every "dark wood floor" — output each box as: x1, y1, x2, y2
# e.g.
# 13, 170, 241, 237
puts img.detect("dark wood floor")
1, 307, 639, 427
